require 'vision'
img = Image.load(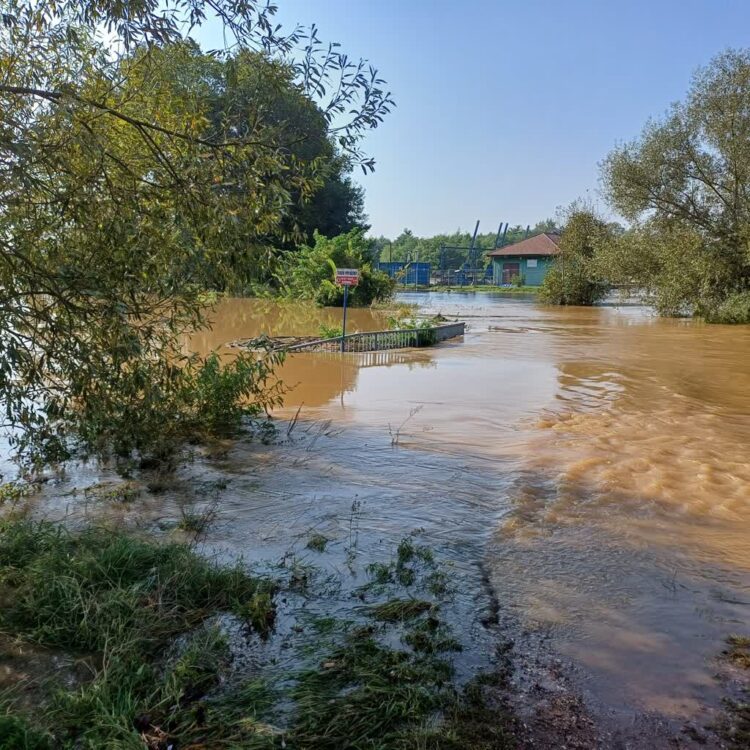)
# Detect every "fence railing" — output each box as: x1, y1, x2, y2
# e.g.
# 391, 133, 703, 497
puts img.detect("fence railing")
286, 322, 465, 354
